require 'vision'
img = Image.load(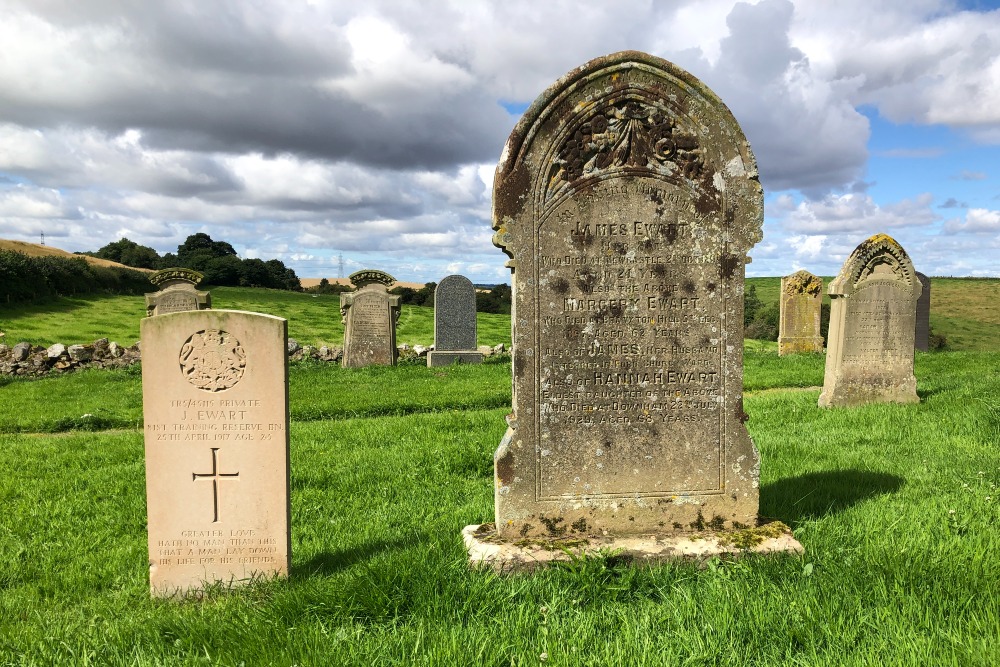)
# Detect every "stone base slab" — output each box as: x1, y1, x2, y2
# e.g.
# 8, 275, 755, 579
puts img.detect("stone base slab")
462, 521, 803, 572
427, 350, 483, 367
